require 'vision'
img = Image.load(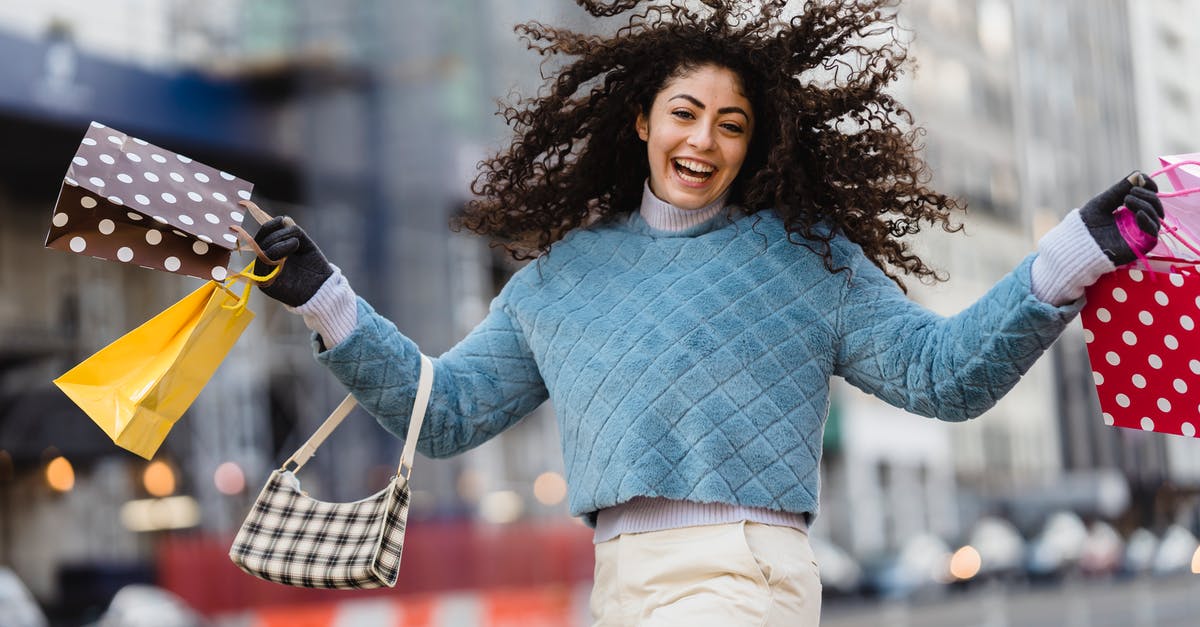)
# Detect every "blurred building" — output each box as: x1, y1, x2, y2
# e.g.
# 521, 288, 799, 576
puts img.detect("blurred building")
0, 0, 593, 615
1008, 0, 1200, 533
1130, 0, 1200, 162
1008, 0, 1150, 497
1129, 0, 1200, 506
0, 18, 297, 615
4, 0, 1200, 618
819, 0, 1050, 559
821, 0, 1200, 560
